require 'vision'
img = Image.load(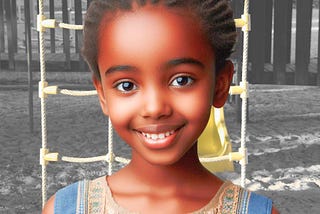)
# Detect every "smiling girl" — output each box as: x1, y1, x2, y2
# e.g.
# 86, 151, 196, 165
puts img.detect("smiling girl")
43, 0, 278, 213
